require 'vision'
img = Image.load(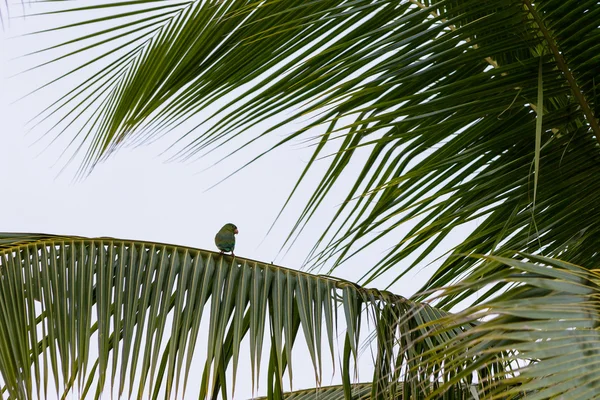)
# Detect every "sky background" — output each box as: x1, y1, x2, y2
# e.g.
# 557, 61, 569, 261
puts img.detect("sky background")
0, 2, 475, 398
